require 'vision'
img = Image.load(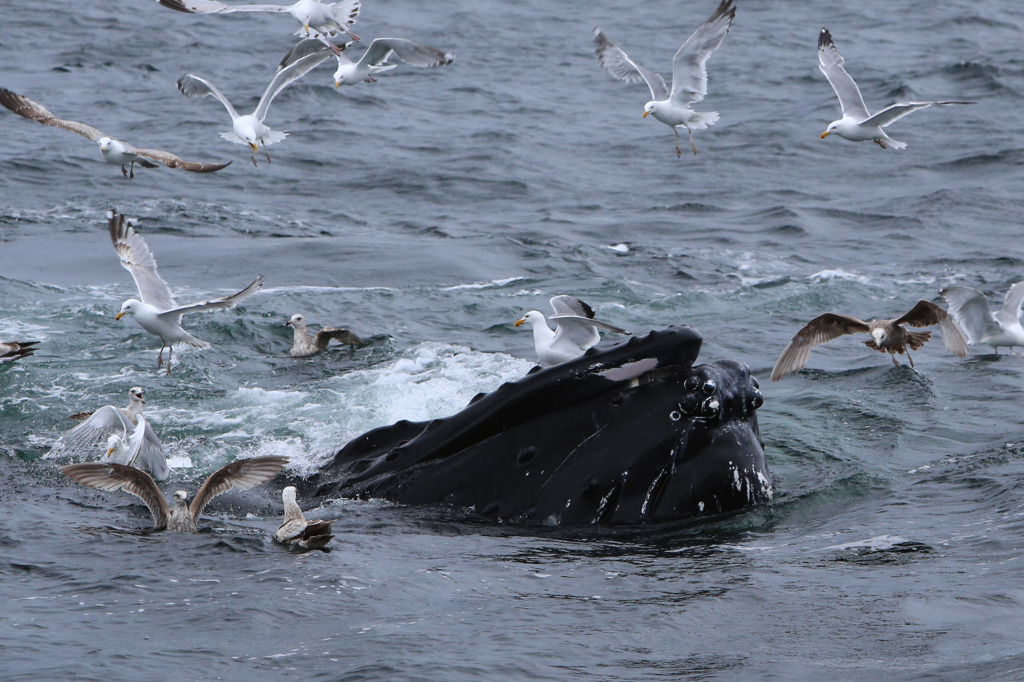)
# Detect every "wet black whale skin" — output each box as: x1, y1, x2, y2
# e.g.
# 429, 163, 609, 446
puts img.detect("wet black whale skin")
302, 327, 772, 525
